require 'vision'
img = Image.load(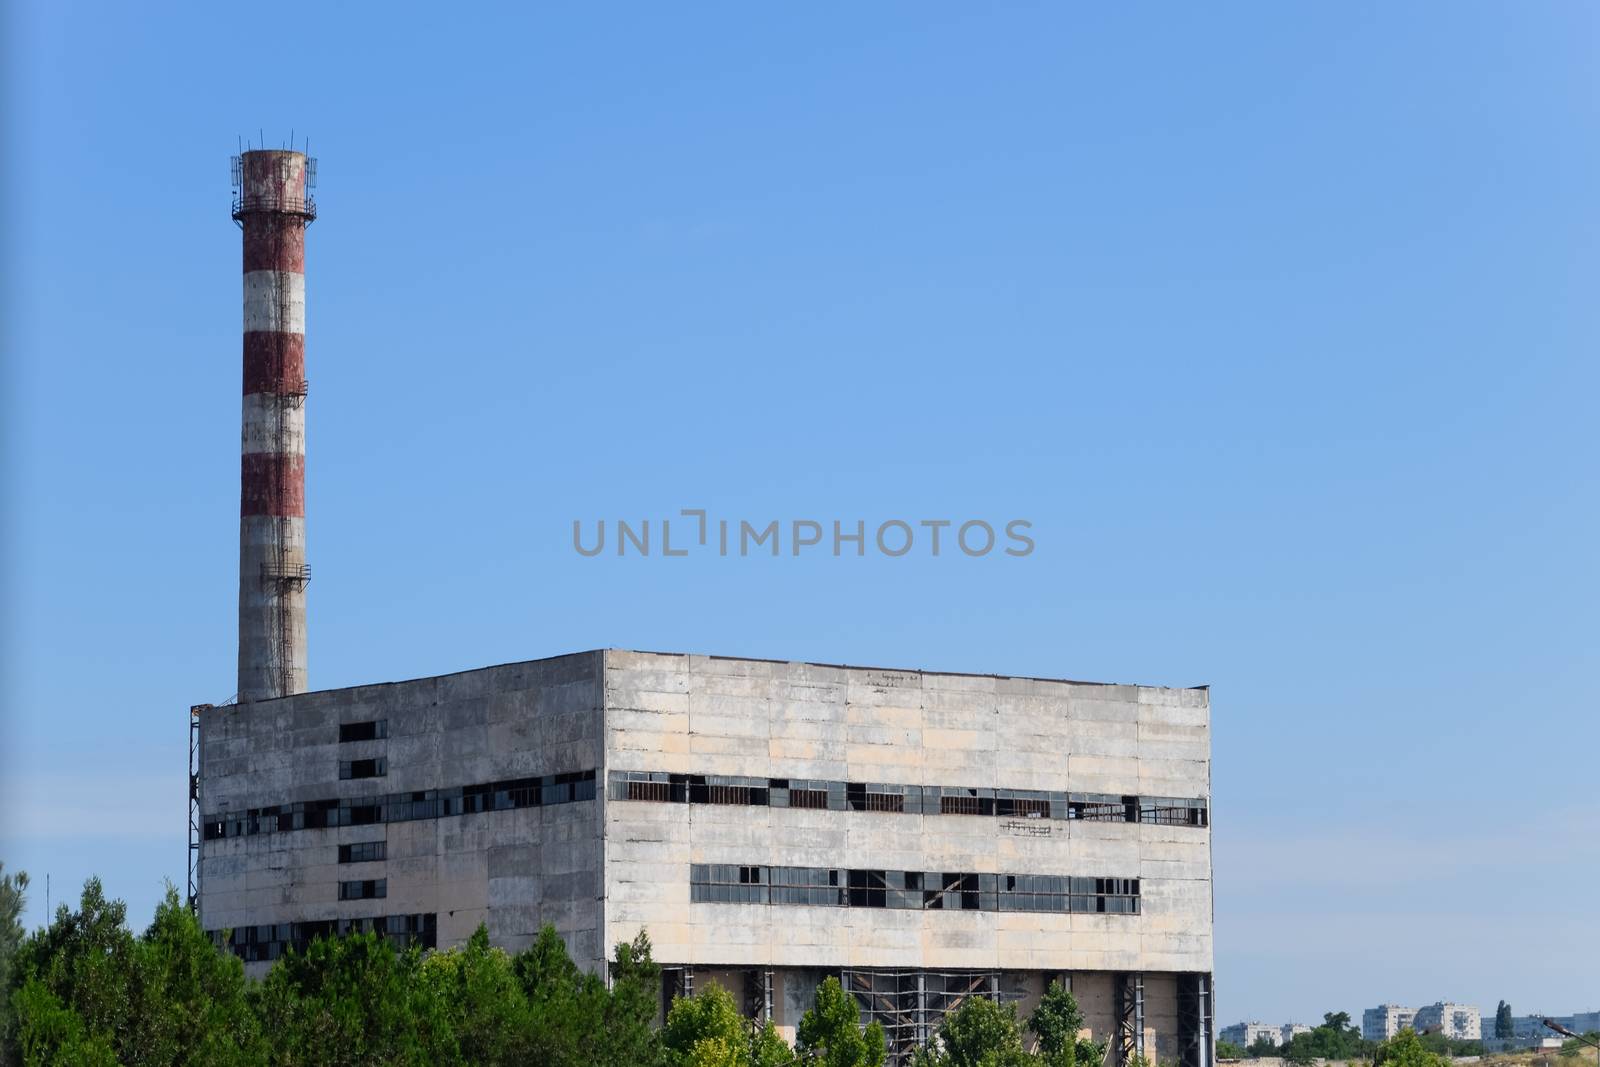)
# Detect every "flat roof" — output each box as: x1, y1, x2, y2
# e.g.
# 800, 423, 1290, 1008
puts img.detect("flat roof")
209, 647, 1207, 707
